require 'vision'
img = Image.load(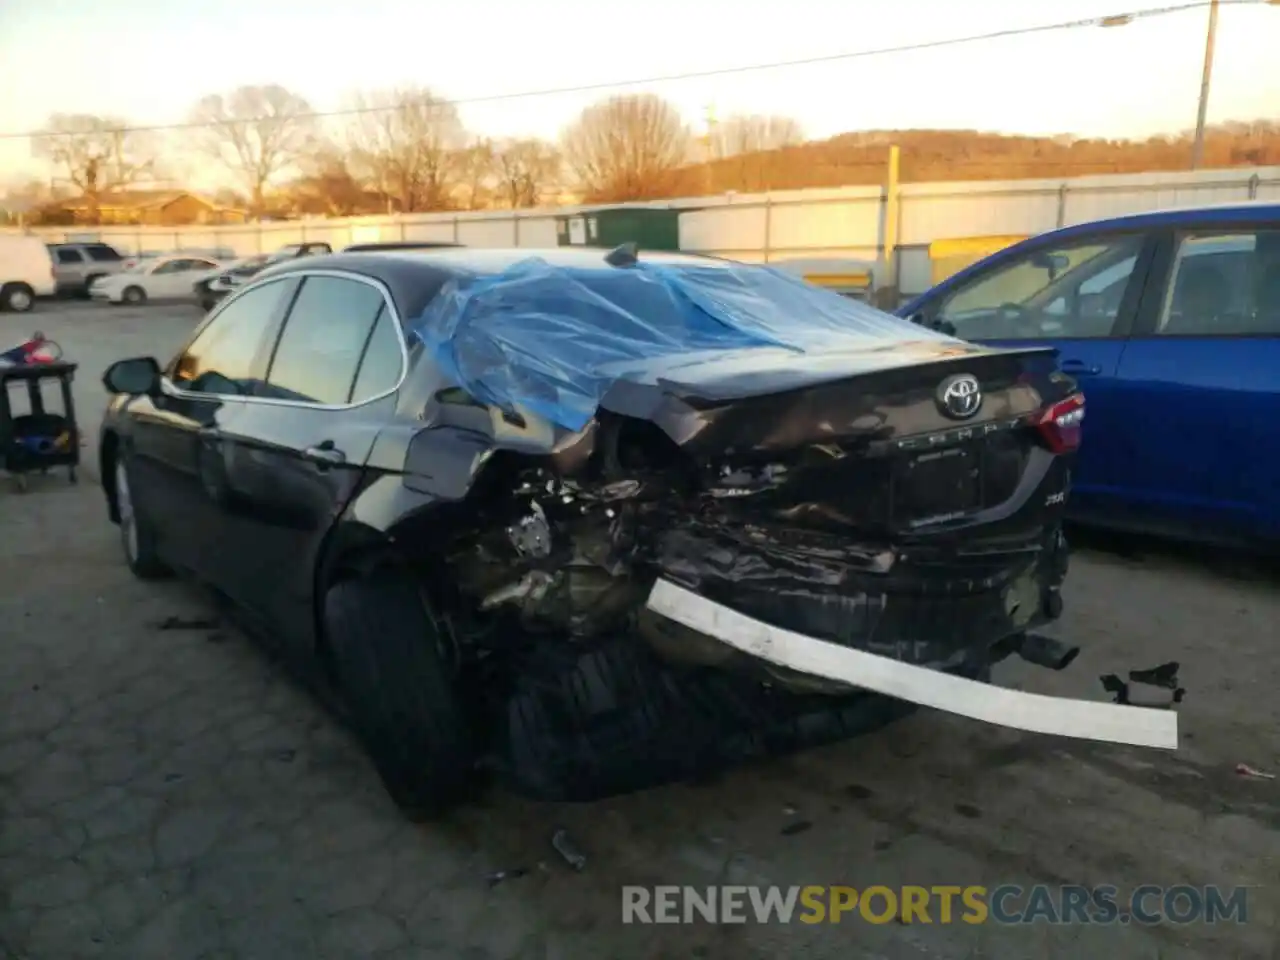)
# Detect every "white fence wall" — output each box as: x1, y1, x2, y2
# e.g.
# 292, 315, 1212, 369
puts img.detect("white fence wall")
14, 165, 1278, 297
